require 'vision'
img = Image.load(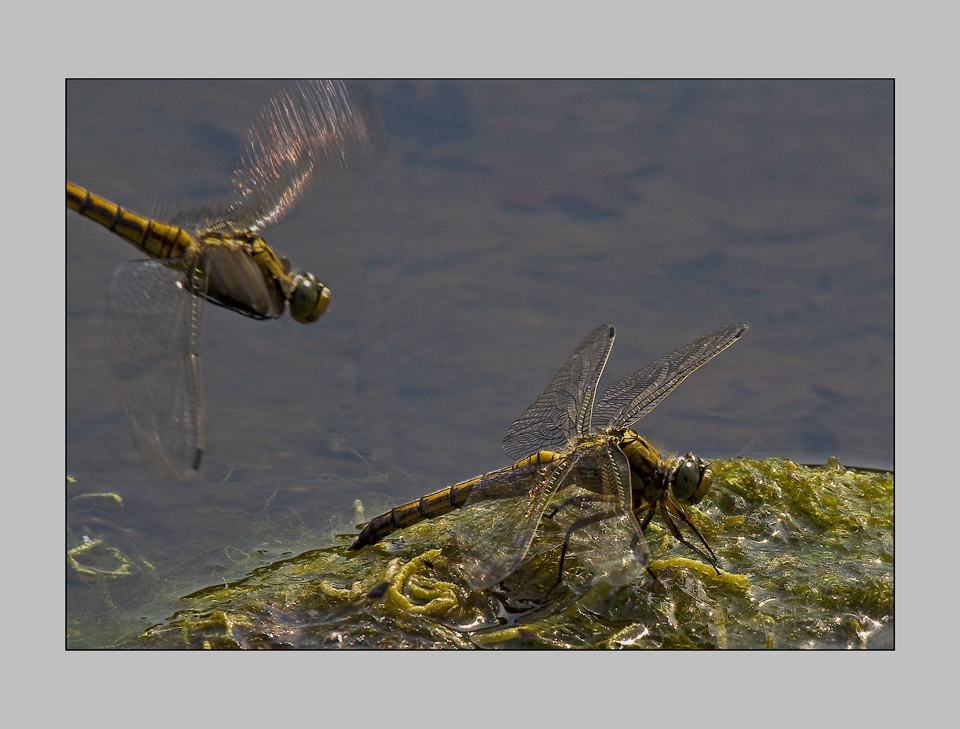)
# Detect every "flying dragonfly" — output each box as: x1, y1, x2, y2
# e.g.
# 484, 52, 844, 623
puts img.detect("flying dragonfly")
67, 80, 387, 480
350, 322, 747, 589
